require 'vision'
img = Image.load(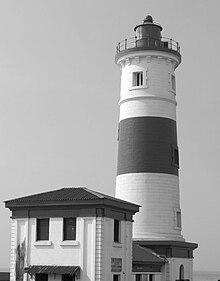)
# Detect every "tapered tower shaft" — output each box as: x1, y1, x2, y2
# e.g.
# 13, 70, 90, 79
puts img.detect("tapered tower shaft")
115, 15, 184, 241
